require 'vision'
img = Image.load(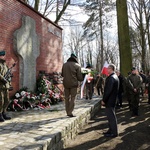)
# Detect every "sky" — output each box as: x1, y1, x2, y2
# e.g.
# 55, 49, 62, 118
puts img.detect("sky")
49, 1, 88, 24
27, 0, 118, 63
